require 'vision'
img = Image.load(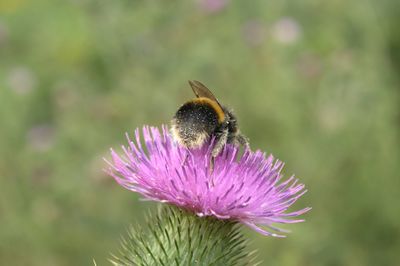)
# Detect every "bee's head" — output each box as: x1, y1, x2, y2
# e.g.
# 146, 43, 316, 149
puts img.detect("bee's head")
223, 107, 238, 134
